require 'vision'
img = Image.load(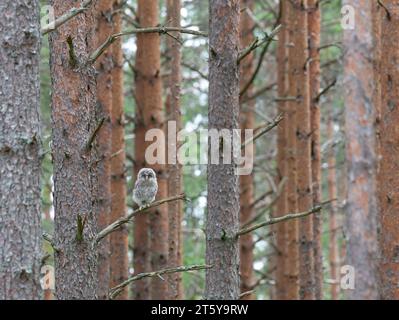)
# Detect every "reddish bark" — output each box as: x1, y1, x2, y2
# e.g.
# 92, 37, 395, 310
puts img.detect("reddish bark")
95, 0, 113, 300
110, 0, 129, 300
239, 0, 255, 301
275, 0, 289, 300
378, 0, 399, 300
308, 0, 322, 300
